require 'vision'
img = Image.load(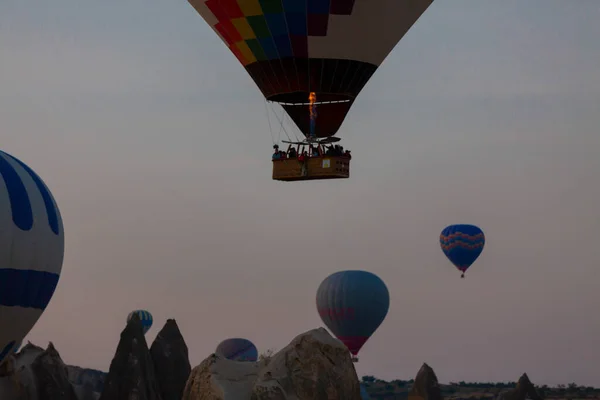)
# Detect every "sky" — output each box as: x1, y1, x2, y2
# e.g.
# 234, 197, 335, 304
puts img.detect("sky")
1, 0, 600, 387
